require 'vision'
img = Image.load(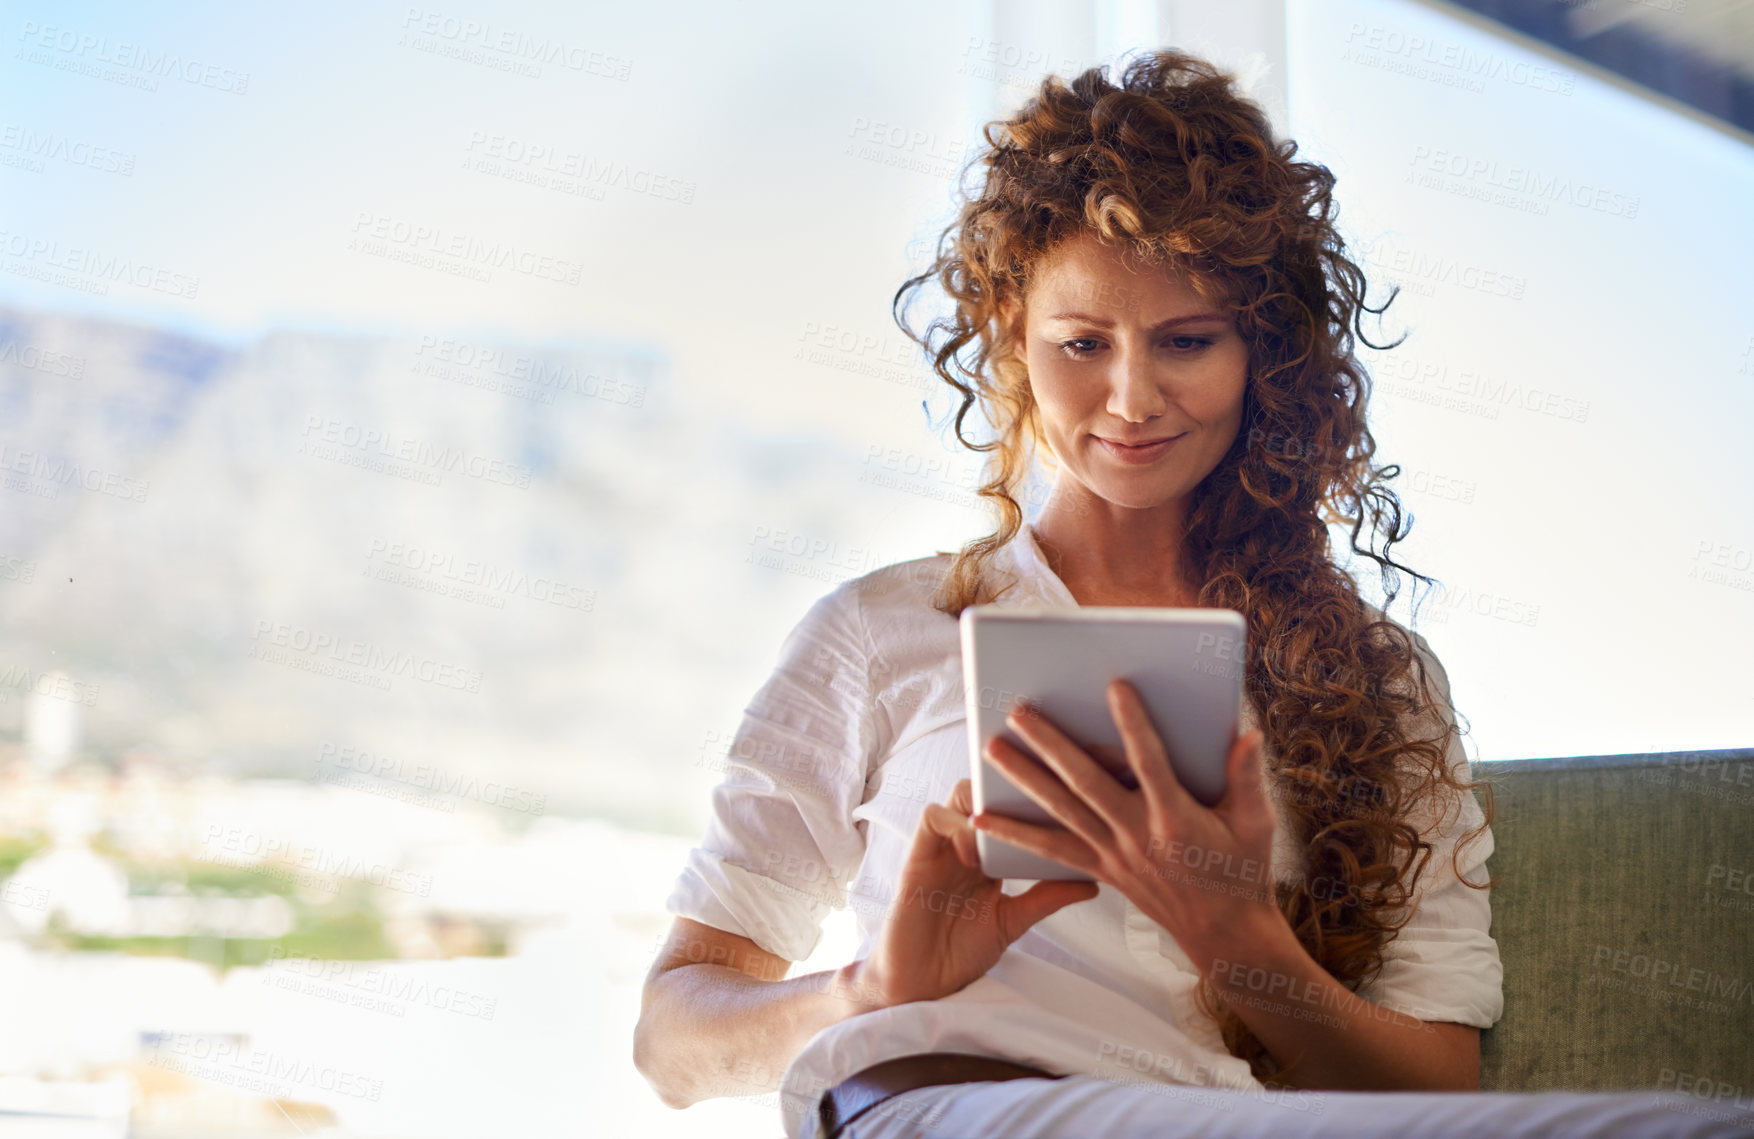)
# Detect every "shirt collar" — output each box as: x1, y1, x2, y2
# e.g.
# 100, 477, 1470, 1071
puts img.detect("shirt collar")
992, 522, 1081, 609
